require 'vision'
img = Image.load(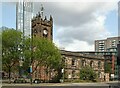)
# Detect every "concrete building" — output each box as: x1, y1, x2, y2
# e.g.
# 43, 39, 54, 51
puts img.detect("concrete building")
95, 37, 120, 80
95, 37, 120, 52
